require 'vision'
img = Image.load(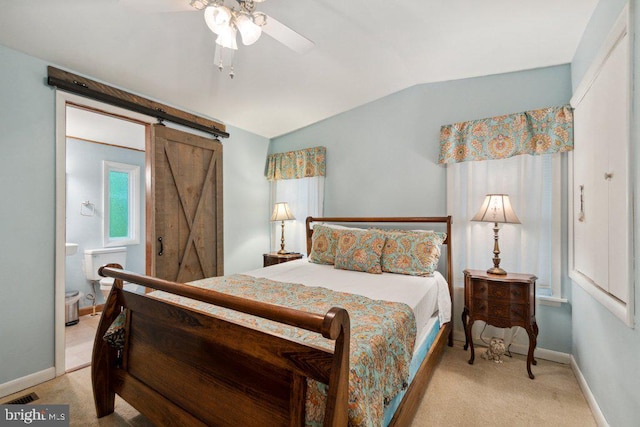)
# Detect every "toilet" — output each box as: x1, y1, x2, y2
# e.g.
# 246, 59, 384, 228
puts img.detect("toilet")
84, 247, 127, 300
